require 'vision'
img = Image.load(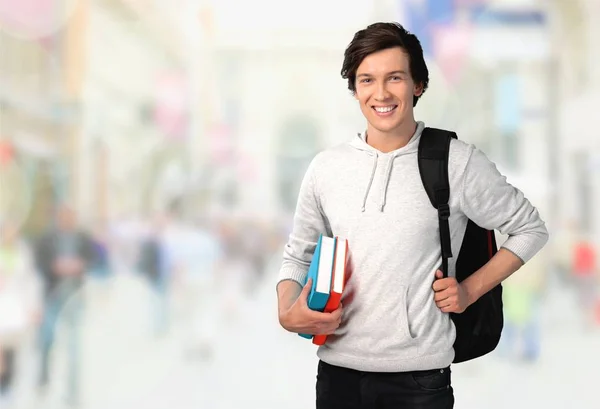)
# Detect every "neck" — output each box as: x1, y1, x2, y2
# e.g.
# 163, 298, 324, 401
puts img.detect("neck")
366, 118, 417, 153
